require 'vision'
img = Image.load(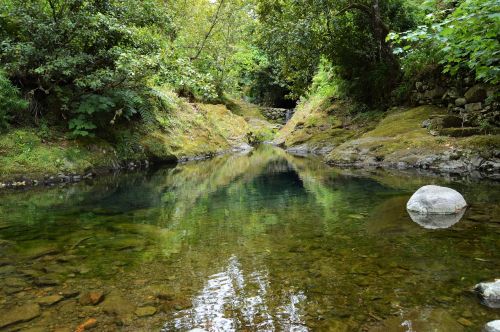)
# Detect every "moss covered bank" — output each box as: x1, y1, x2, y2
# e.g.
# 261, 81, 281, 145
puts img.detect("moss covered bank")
0, 97, 258, 188
275, 95, 499, 179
